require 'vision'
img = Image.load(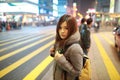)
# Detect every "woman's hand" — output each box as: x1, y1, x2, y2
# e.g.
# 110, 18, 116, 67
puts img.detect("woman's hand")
87, 48, 90, 52
50, 47, 55, 53
49, 47, 55, 57
54, 51, 63, 60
